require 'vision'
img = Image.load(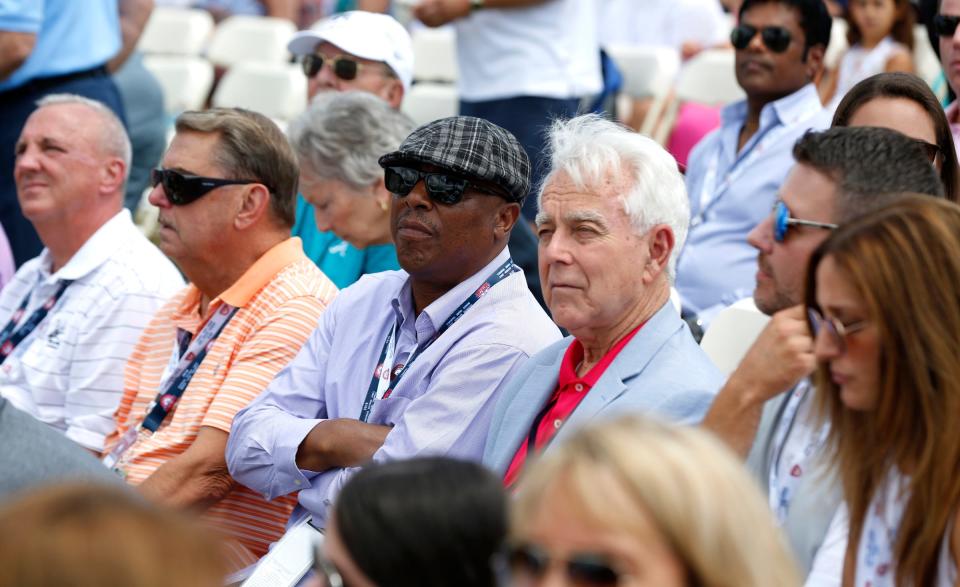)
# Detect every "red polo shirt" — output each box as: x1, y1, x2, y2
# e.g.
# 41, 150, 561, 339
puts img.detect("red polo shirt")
503, 323, 643, 487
